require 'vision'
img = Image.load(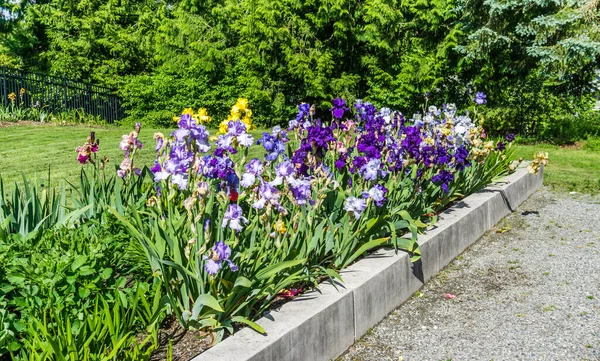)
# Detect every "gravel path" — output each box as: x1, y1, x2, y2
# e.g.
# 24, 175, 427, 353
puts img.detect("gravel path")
339, 188, 600, 361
